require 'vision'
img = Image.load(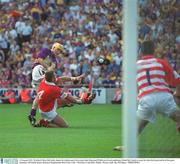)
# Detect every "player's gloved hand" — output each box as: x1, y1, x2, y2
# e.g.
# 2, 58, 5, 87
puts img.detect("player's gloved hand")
83, 93, 96, 104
